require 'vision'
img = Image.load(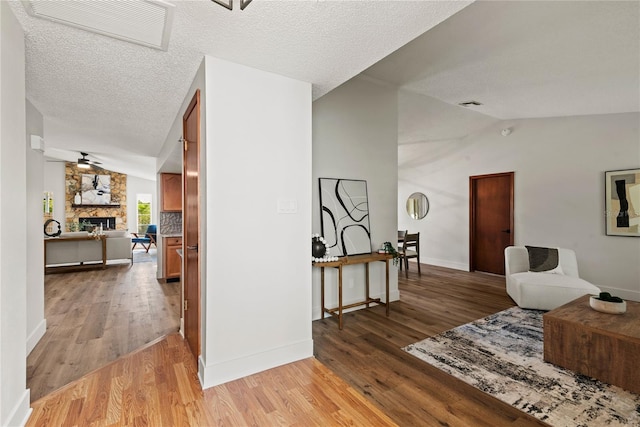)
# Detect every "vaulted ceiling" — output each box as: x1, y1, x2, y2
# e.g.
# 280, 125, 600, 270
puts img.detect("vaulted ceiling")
9, 1, 640, 180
